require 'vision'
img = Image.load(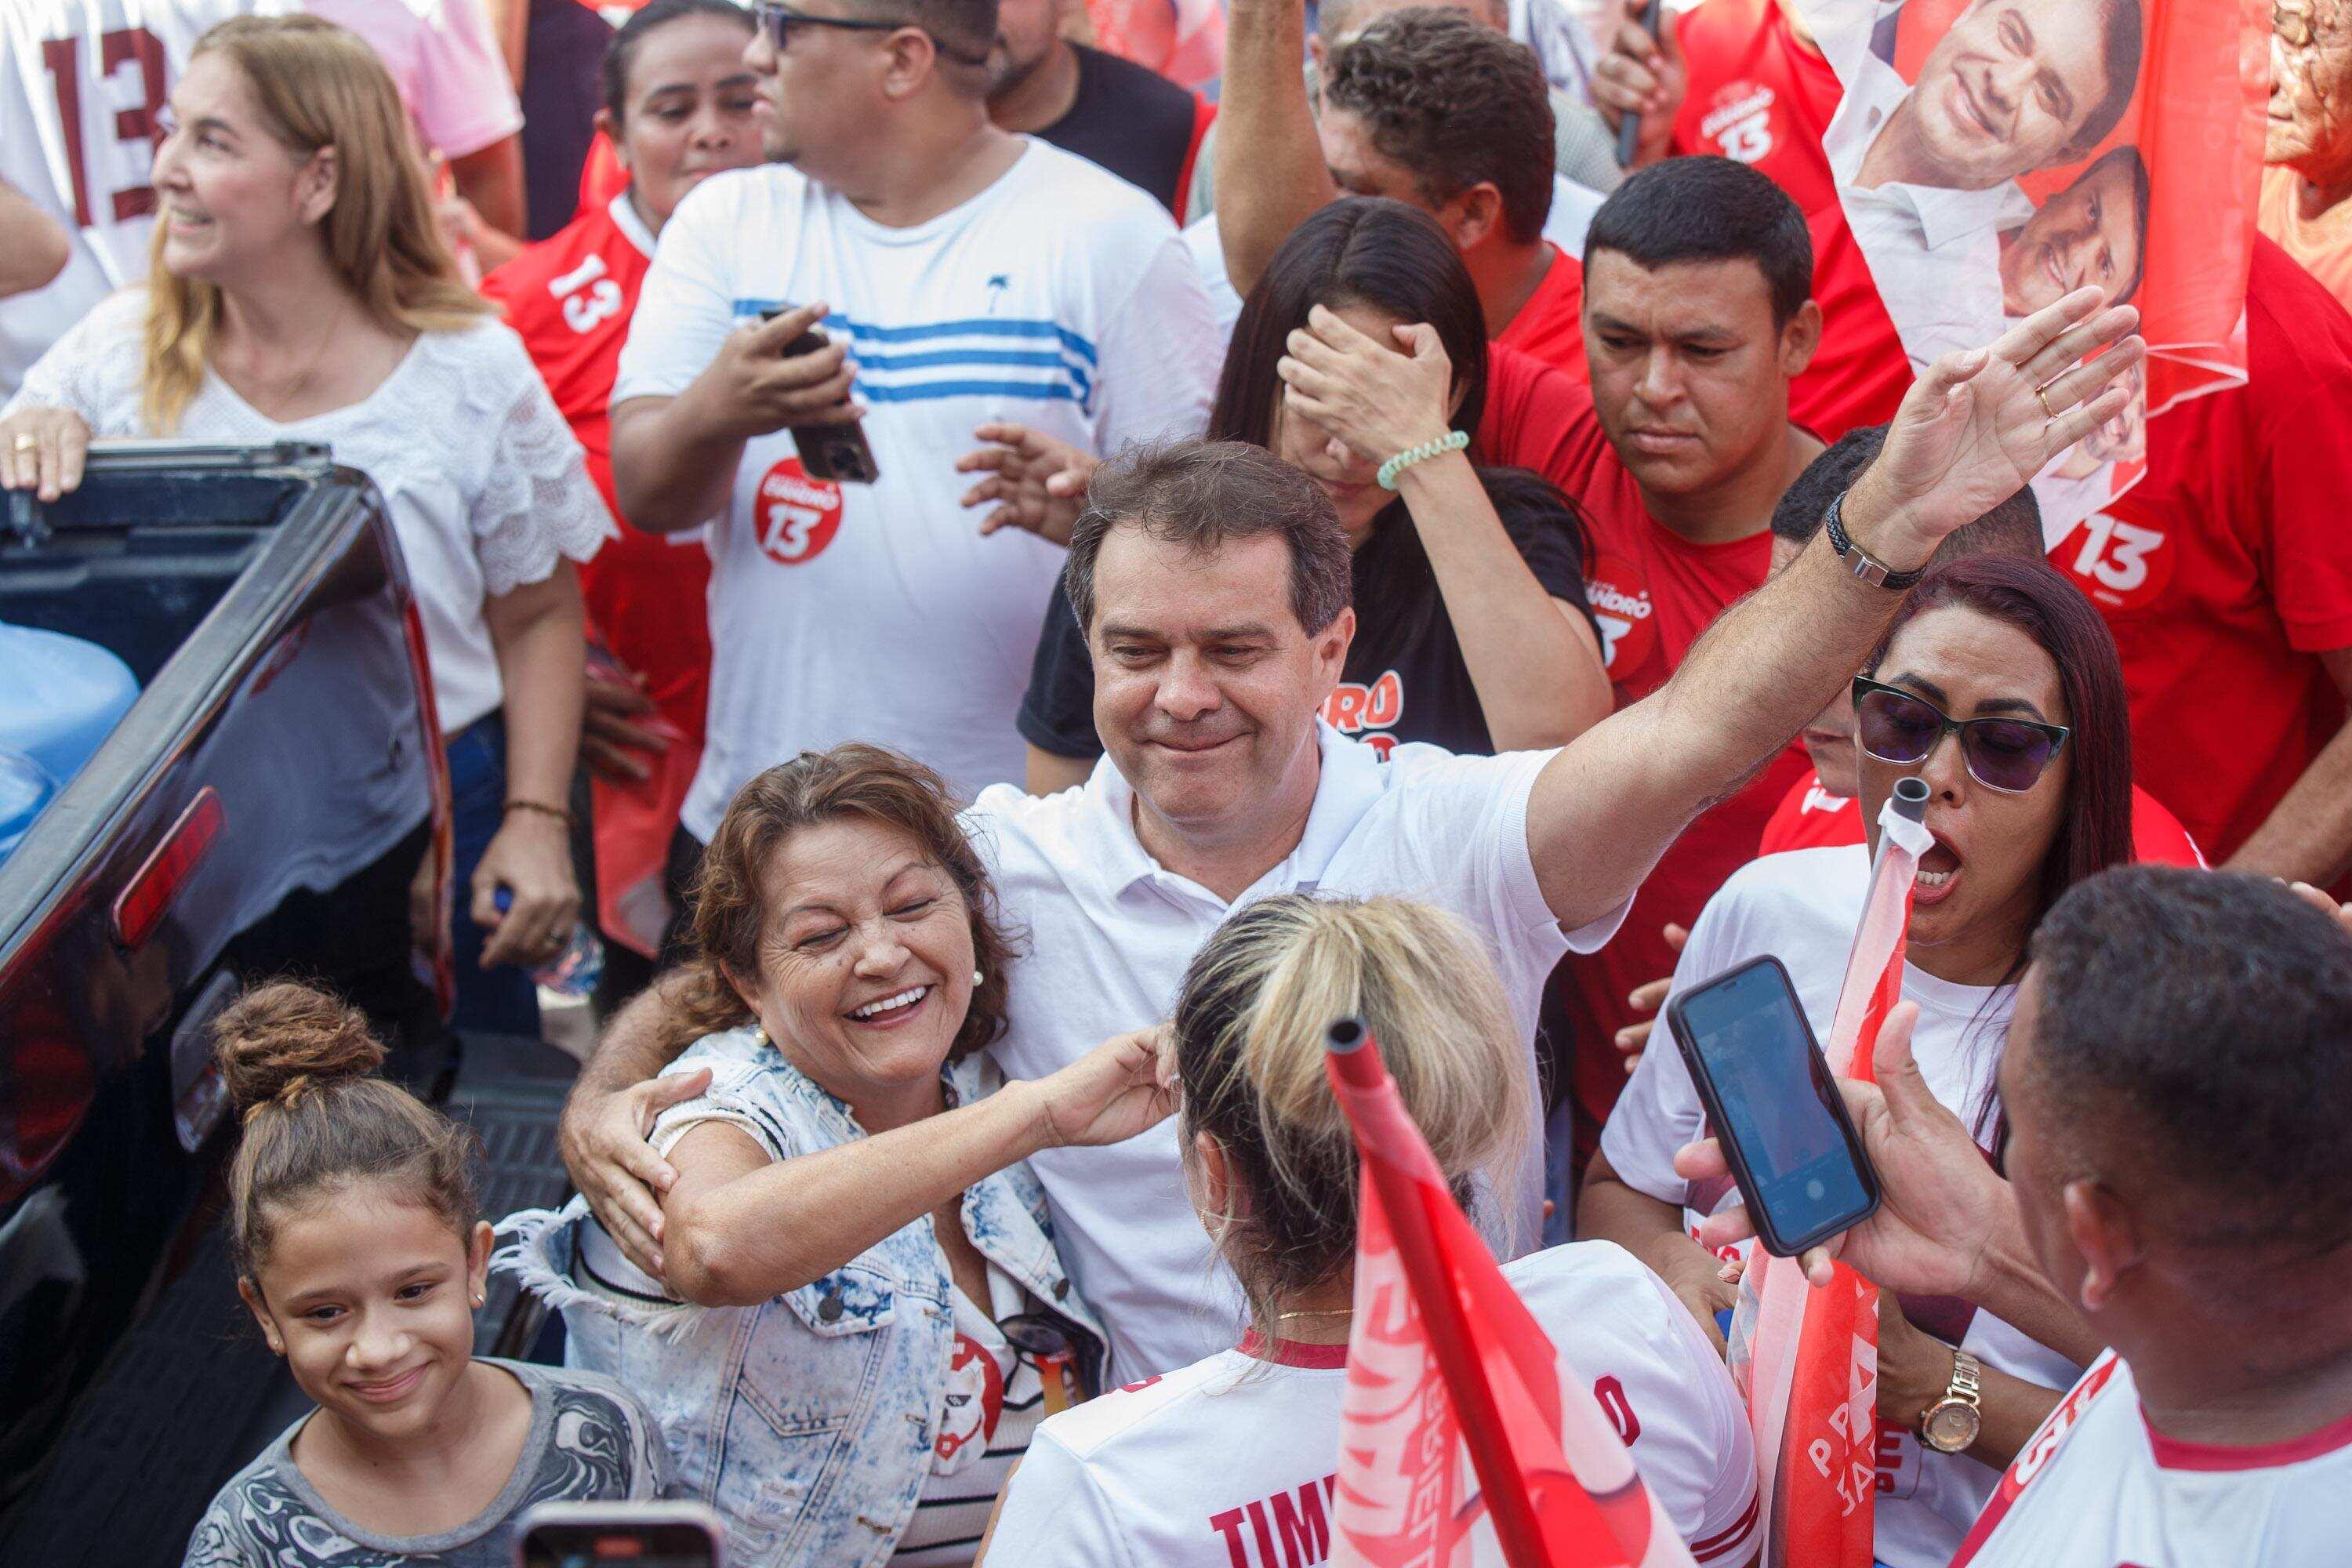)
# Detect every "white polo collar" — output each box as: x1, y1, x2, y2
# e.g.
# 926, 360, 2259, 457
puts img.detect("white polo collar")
1074, 722, 1392, 909
608, 191, 659, 261
1830, 51, 2038, 252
